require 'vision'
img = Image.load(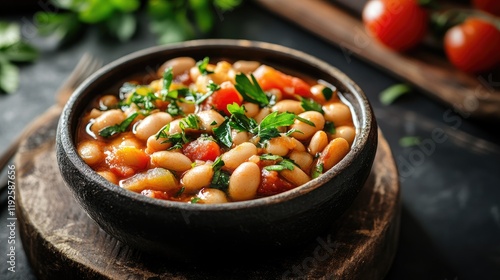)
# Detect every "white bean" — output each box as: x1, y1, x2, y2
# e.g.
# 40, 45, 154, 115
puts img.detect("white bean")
221, 142, 258, 171
91, 109, 126, 134
254, 107, 271, 123
98, 95, 119, 110
334, 126, 356, 146
233, 60, 260, 73
310, 84, 337, 103
264, 136, 295, 156
77, 141, 103, 166
319, 138, 350, 171
135, 112, 173, 141
243, 102, 260, 118
146, 135, 172, 154
97, 171, 118, 185
308, 131, 329, 156
322, 102, 353, 127
289, 111, 325, 141
197, 110, 225, 133
272, 100, 304, 114
231, 130, 250, 146
181, 165, 214, 193
158, 57, 196, 77
196, 188, 228, 204
151, 151, 192, 172
289, 151, 313, 172
228, 162, 261, 201
281, 166, 310, 186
